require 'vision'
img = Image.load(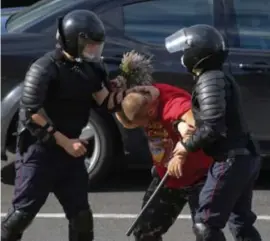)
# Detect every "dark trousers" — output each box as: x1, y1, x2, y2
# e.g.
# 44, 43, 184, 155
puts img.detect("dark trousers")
13, 144, 90, 218
133, 175, 205, 241
195, 154, 262, 241
2, 144, 91, 240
